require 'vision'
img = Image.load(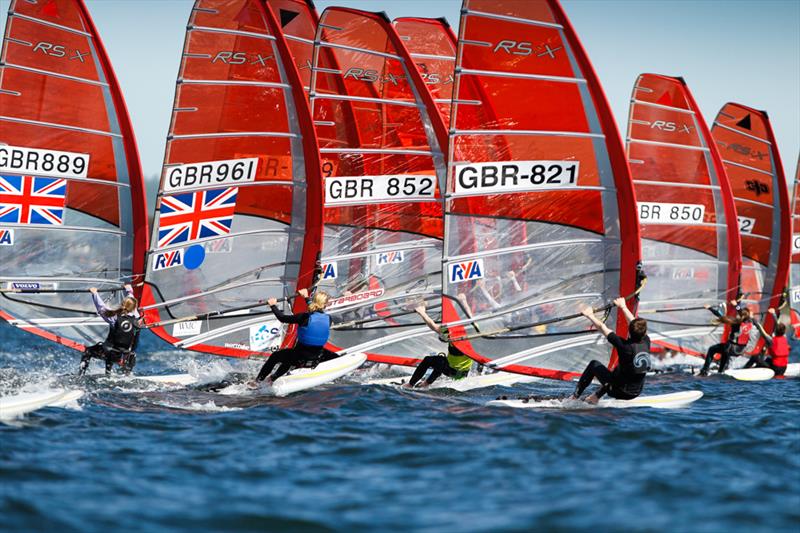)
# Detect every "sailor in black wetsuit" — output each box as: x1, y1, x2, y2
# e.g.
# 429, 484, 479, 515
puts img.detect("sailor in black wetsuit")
250, 289, 337, 386
79, 284, 140, 375
699, 302, 752, 376
570, 297, 651, 404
